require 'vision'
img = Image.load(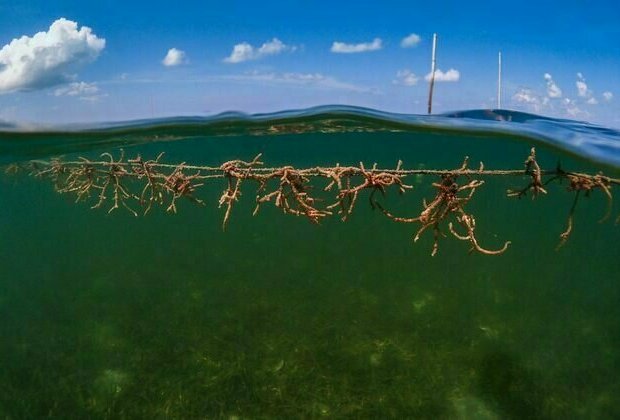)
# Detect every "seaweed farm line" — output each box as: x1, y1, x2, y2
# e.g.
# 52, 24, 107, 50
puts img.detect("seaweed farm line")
8, 147, 619, 256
